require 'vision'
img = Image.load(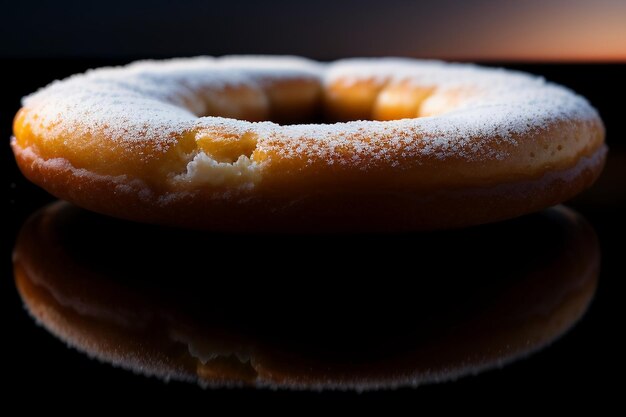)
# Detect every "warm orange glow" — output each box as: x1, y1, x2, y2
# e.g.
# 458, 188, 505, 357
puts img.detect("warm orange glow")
406, 0, 626, 62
